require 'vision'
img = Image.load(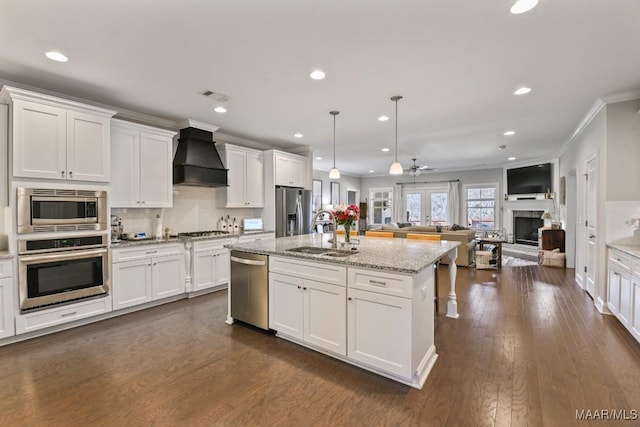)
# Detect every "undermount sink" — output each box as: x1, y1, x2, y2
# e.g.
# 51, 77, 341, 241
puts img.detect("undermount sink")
286, 246, 358, 257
